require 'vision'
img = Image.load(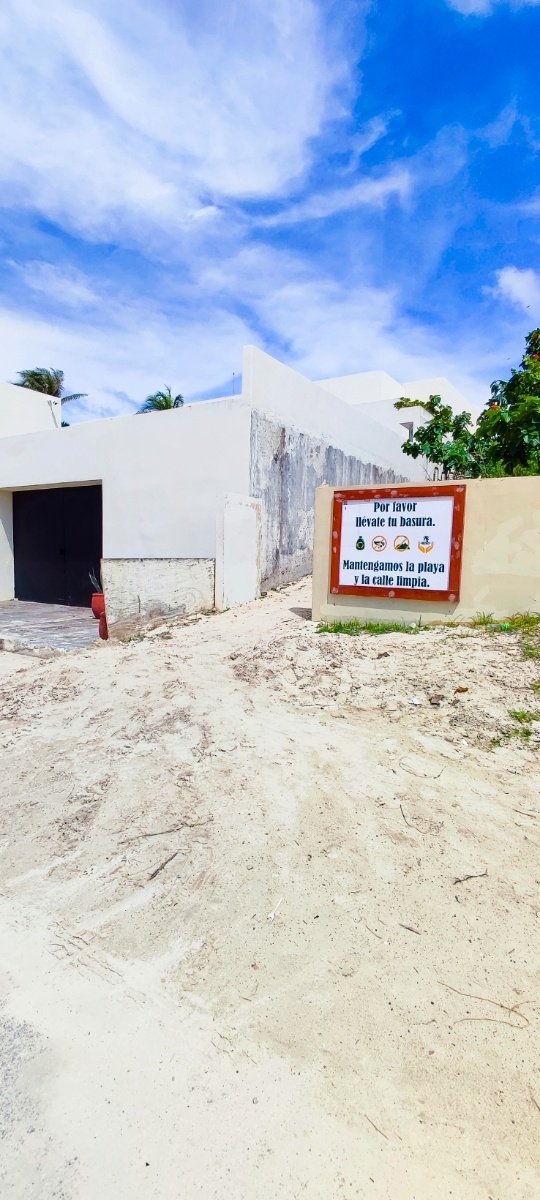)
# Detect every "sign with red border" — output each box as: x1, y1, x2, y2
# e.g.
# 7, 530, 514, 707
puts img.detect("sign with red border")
330, 485, 466, 602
